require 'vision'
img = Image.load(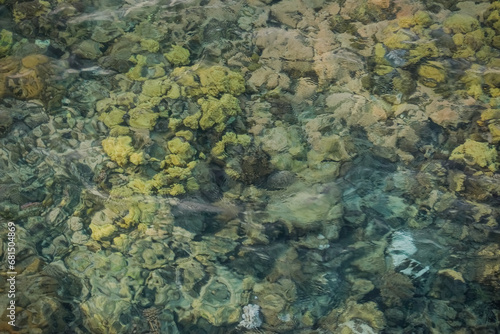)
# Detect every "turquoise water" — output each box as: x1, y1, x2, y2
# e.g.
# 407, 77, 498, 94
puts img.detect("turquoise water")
1, 0, 500, 333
